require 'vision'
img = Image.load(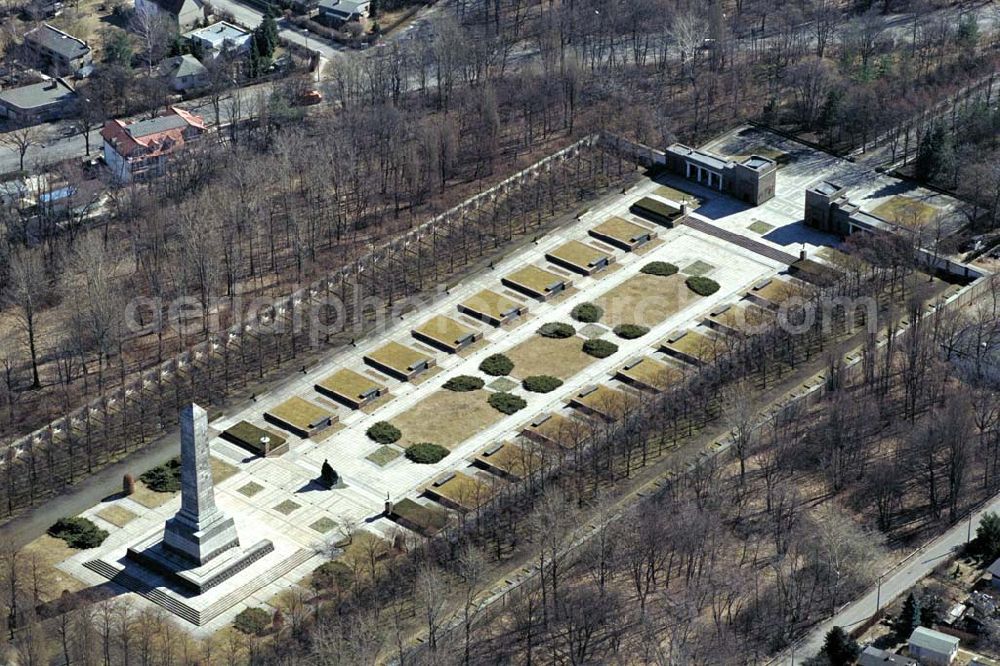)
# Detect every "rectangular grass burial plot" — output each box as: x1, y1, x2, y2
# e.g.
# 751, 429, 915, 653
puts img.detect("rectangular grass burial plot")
366, 445, 402, 467
502, 264, 573, 301
364, 341, 436, 381
747, 220, 775, 234
265, 396, 336, 438
521, 411, 591, 450
221, 420, 289, 457
411, 314, 483, 353
630, 195, 685, 227
653, 185, 702, 208
788, 258, 842, 287
506, 334, 595, 380
425, 471, 498, 512
589, 216, 658, 252
545, 240, 615, 276
660, 329, 725, 366
568, 384, 638, 422
388, 498, 451, 536
474, 441, 544, 481
705, 302, 774, 336
96, 505, 138, 528
594, 273, 699, 328
458, 289, 529, 327
615, 356, 684, 392
390, 389, 505, 449
316, 368, 388, 409
682, 260, 715, 277
746, 277, 814, 310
